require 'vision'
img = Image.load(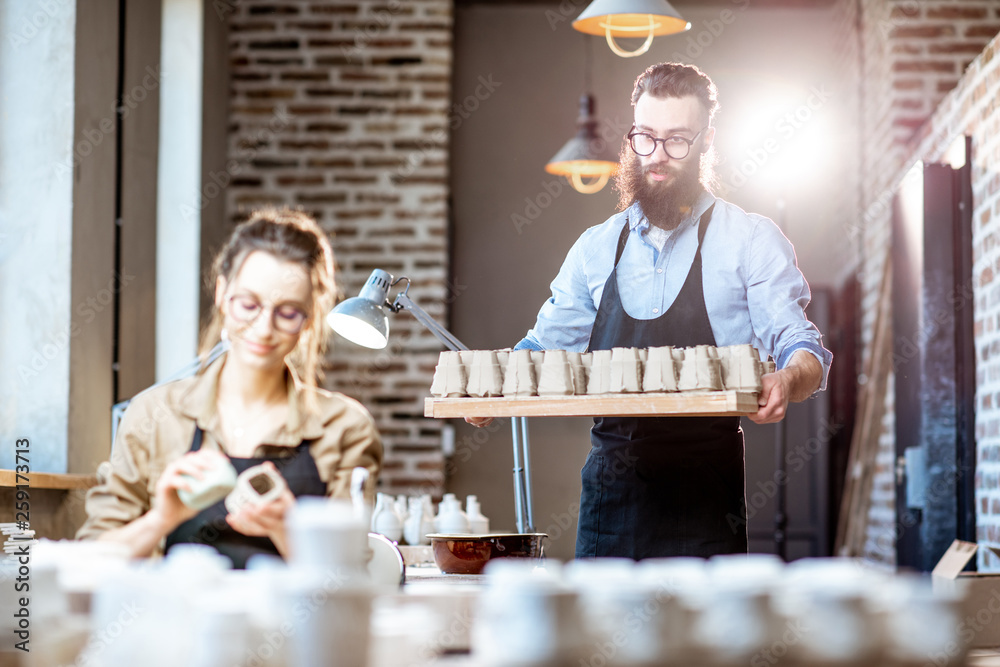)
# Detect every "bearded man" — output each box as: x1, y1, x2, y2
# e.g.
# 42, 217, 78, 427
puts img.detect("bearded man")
469, 62, 832, 559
